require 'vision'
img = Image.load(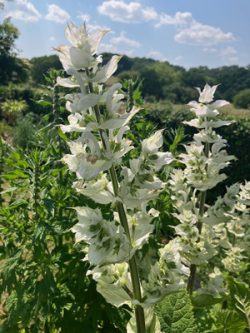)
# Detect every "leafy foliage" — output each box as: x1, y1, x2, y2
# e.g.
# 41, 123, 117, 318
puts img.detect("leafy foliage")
0, 81, 129, 332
